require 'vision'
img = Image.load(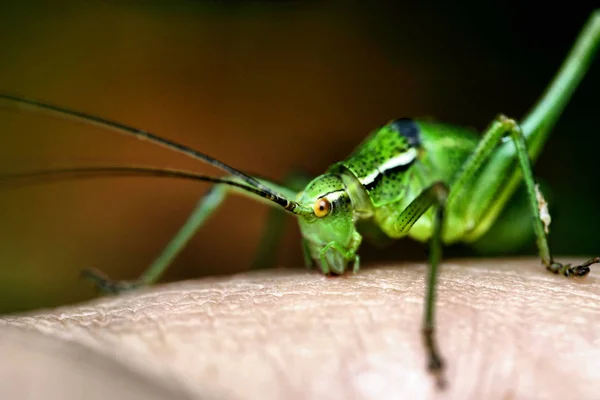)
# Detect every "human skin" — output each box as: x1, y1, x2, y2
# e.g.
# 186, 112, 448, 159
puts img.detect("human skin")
1, 258, 599, 400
